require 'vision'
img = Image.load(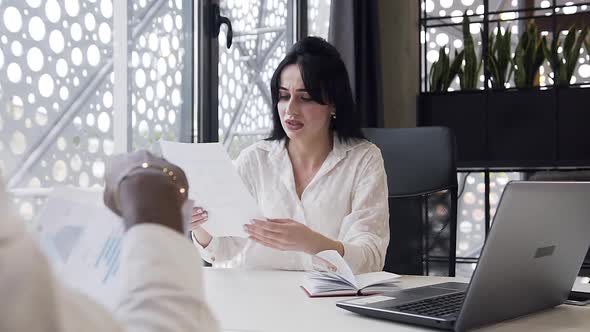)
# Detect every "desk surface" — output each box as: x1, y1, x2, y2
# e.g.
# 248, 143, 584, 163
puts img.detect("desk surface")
203, 269, 590, 332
